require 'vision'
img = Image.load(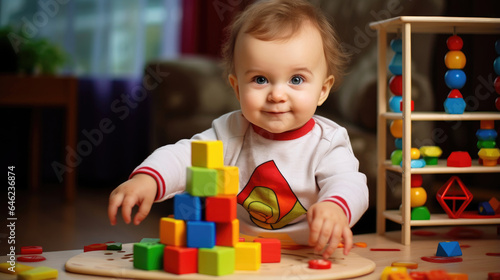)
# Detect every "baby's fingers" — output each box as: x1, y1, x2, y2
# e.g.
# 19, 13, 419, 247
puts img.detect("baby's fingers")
108, 192, 124, 226
121, 195, 140, 224
342, 227, 353, 255
133, 195, 155, 225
